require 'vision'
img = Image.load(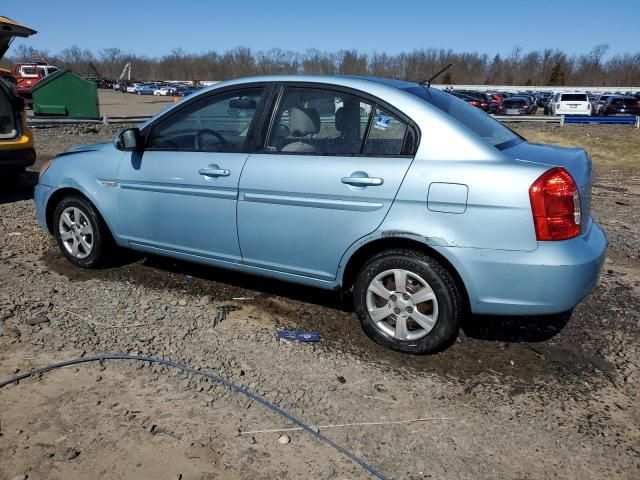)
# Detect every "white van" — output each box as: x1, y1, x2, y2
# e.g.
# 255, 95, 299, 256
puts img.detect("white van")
550, 92, 592, 116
